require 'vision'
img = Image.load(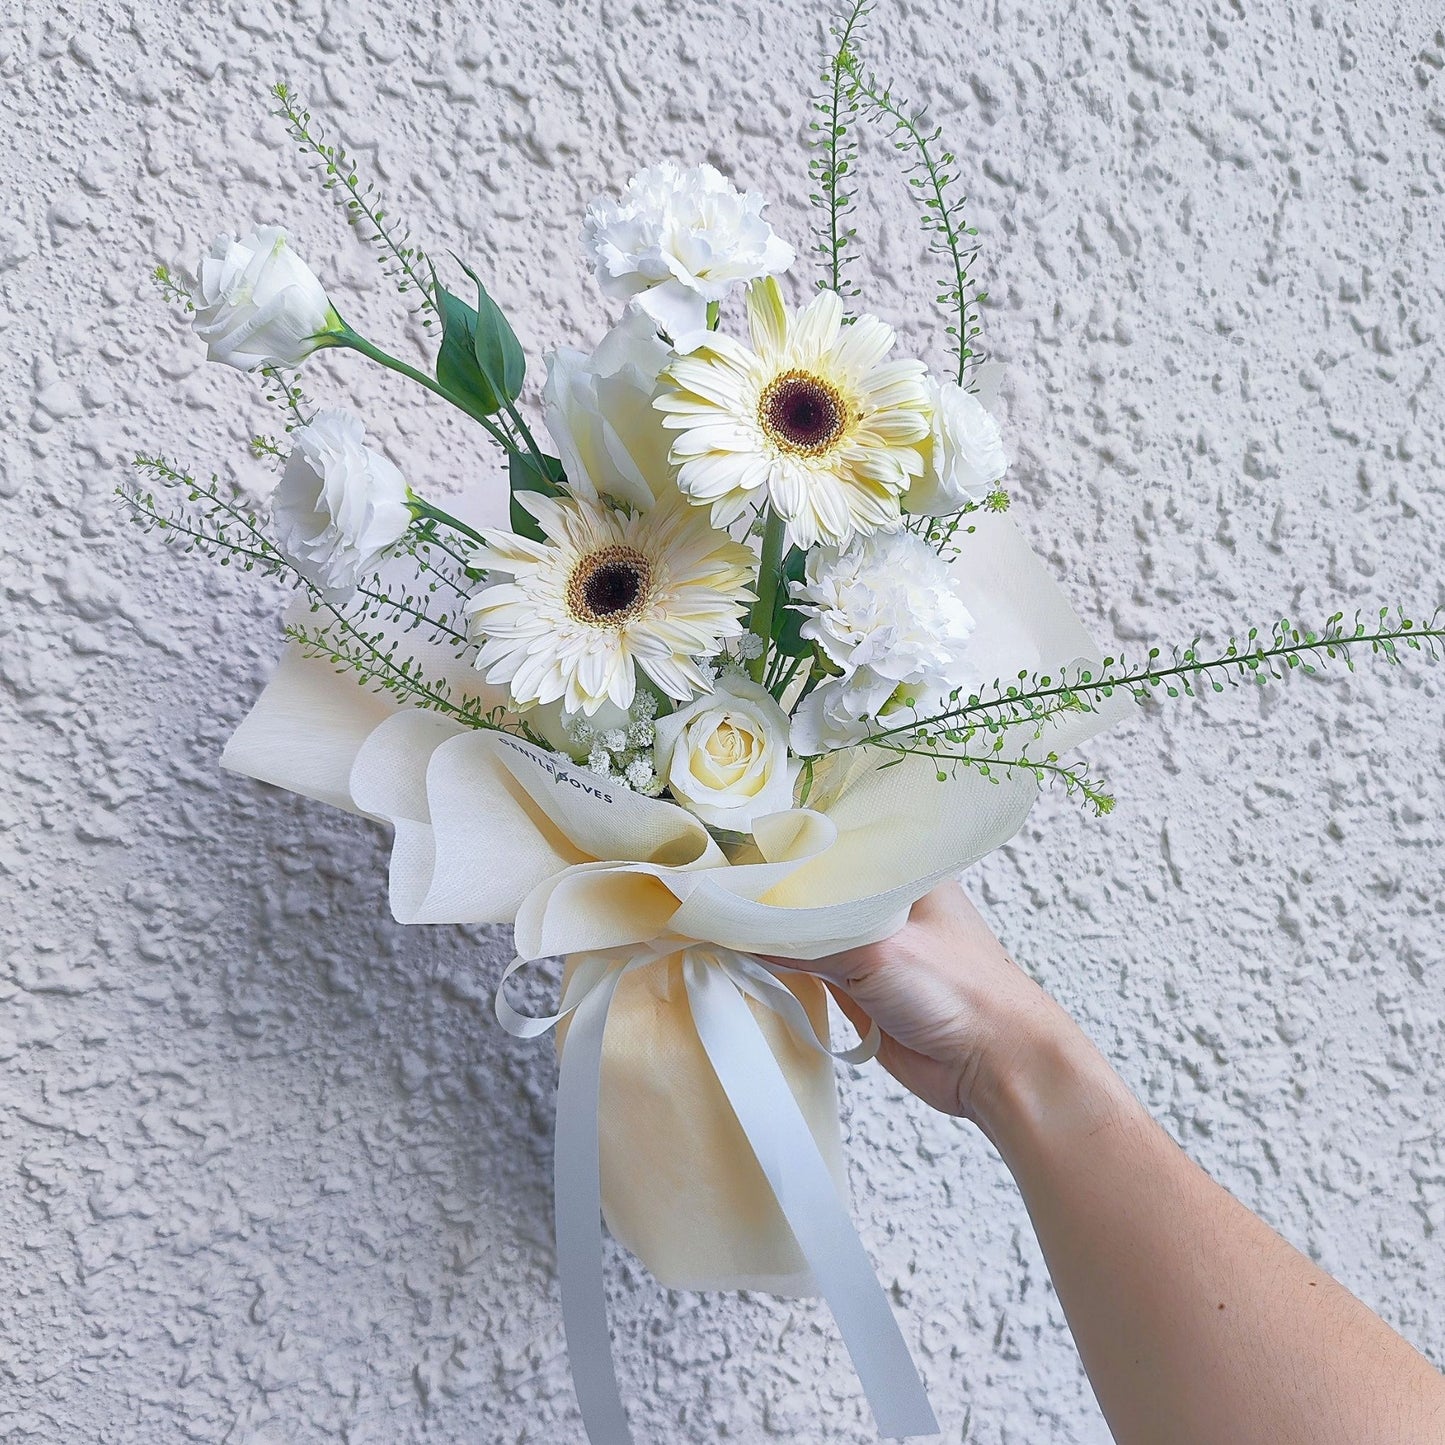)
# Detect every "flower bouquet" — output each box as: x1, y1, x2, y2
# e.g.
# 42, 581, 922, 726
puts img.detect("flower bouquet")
126, 9, 1443, 1441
